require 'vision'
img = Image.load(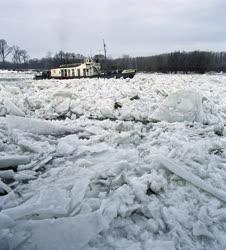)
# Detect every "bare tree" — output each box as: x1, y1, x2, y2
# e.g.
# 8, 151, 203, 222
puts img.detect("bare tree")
0, 39, 13, 65
20, 49, 29, 63
12, 46, 22, 64
12, 46, 29, 64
